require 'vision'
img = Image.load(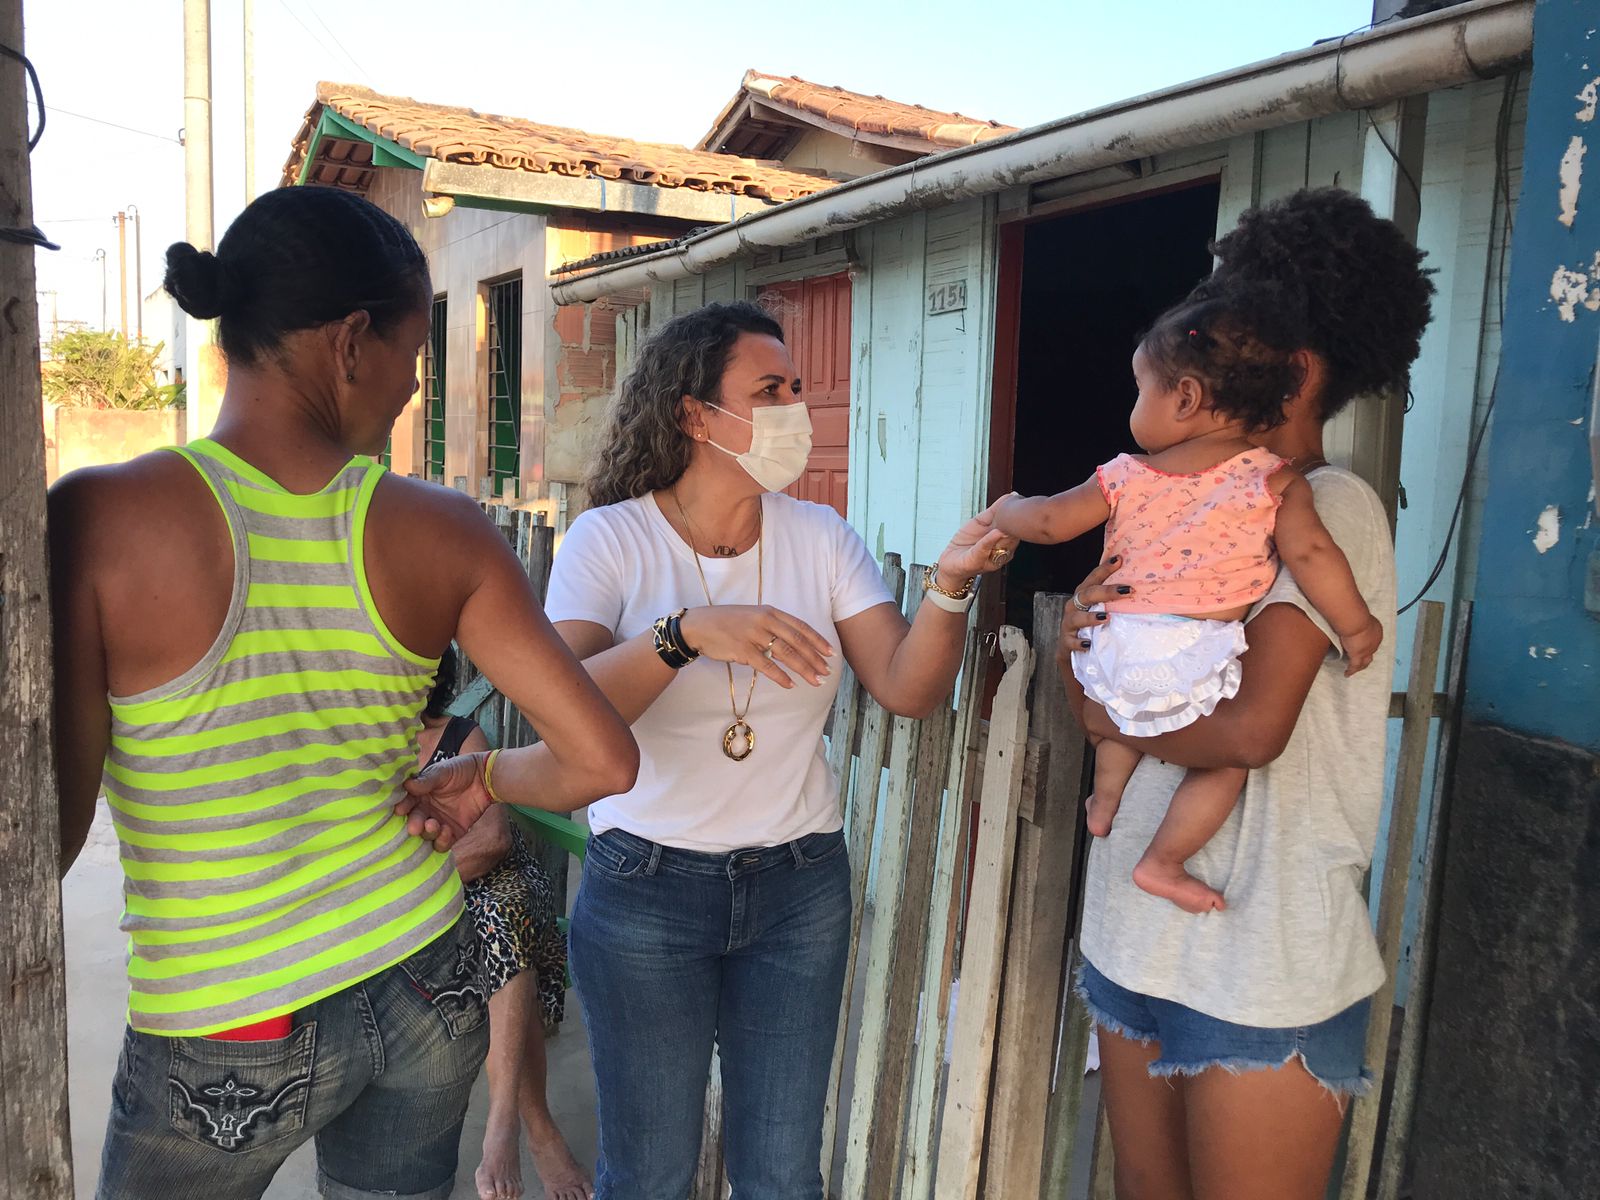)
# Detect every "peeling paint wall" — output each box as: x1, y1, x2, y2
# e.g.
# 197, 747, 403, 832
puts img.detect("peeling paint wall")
1460, 0, 1600, 753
